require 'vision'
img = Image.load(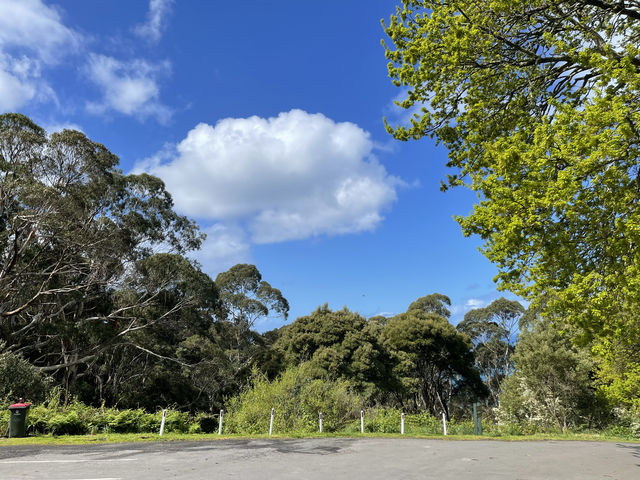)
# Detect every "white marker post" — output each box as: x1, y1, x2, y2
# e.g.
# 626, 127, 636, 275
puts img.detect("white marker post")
319, 412, 323, 433
269, 408, 274, 436
360, 410, 364, 434
401, 412, 405, 435
218, 409, 224, 435
159, 409, 166, 436
442, 412, 447, 436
